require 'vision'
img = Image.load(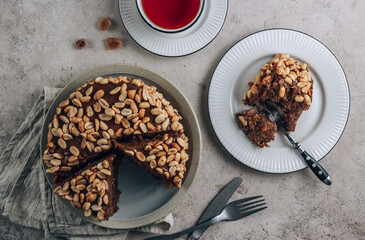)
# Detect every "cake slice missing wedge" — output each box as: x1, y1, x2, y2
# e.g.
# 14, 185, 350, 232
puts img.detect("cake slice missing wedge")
43, 75, 191, 221
53, 153, 121, 221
